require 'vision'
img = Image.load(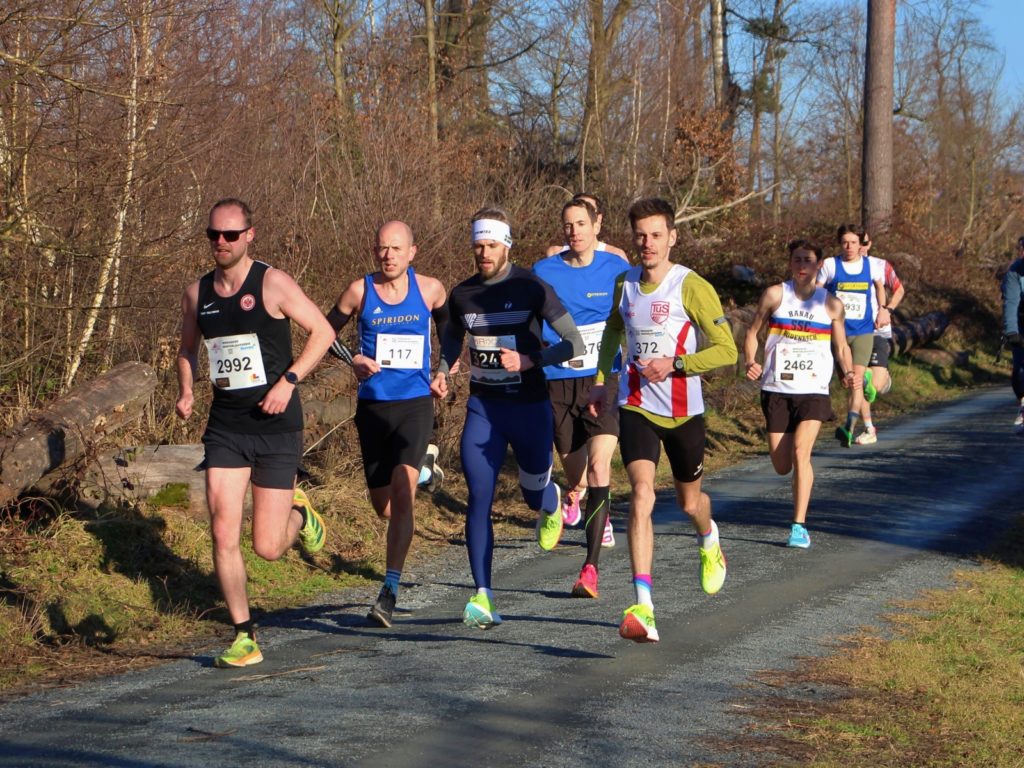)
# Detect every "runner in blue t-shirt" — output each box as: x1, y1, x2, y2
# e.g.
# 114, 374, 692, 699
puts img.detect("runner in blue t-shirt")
532, 198, 628, 598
